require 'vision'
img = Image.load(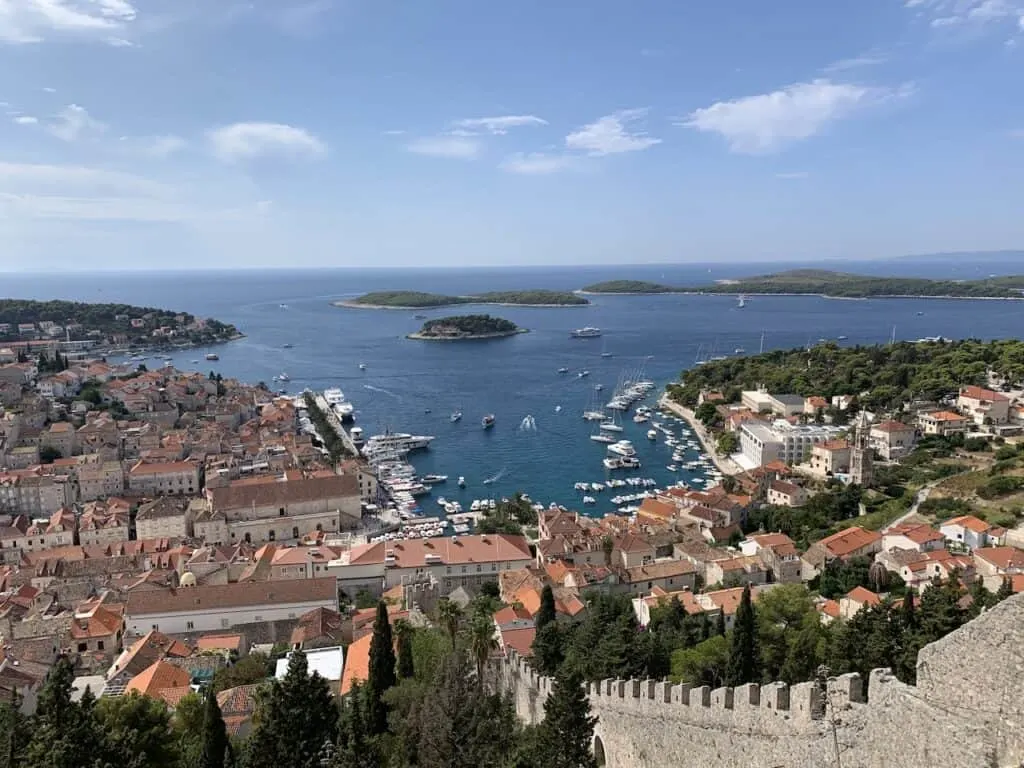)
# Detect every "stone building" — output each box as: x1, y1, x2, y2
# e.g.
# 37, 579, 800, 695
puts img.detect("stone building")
135, 497, 193, 540
127, 460, 200, 497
